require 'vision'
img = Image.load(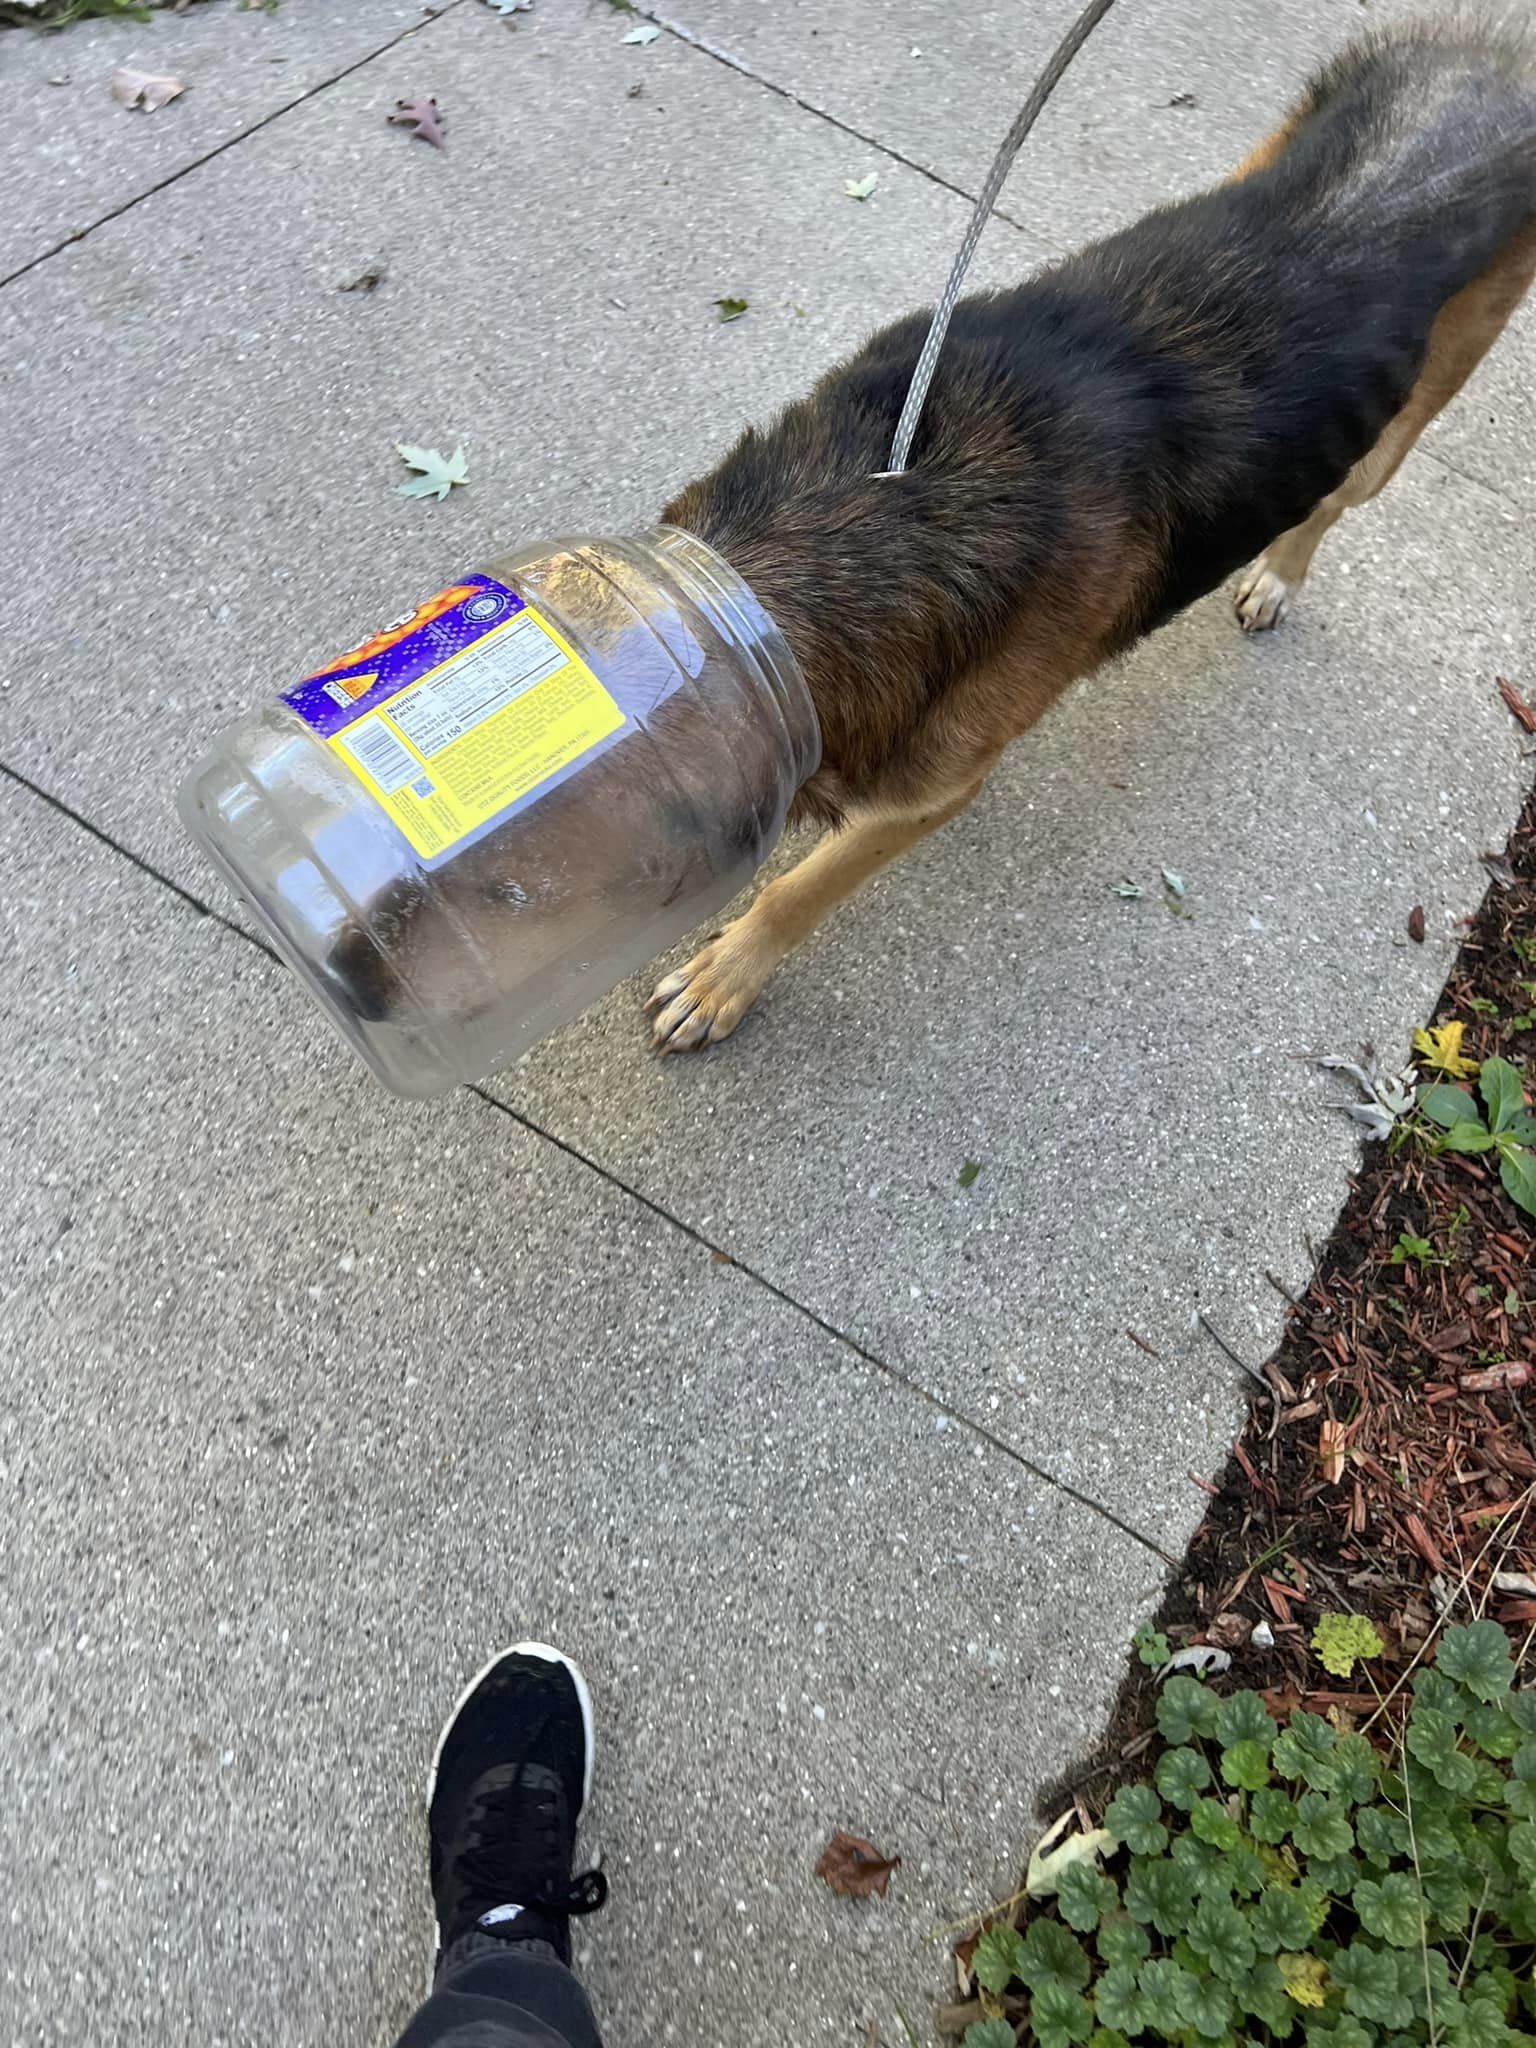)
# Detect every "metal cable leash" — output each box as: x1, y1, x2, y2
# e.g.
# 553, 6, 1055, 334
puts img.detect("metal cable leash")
879, 0, 1125, 478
